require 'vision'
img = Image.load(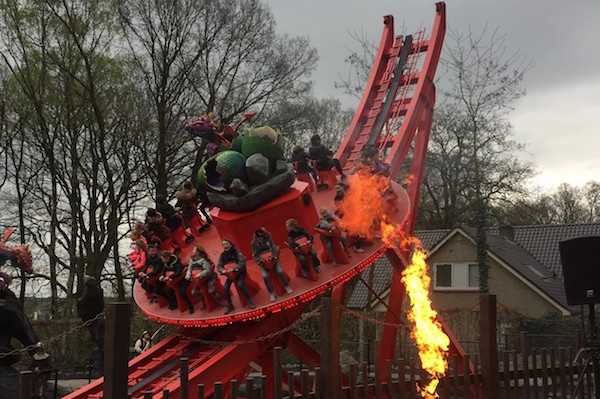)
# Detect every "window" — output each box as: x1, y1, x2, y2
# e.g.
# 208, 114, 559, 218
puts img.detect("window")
435, 264, 452, 287
468, 264, 480, 288
434, 262, 479, 291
